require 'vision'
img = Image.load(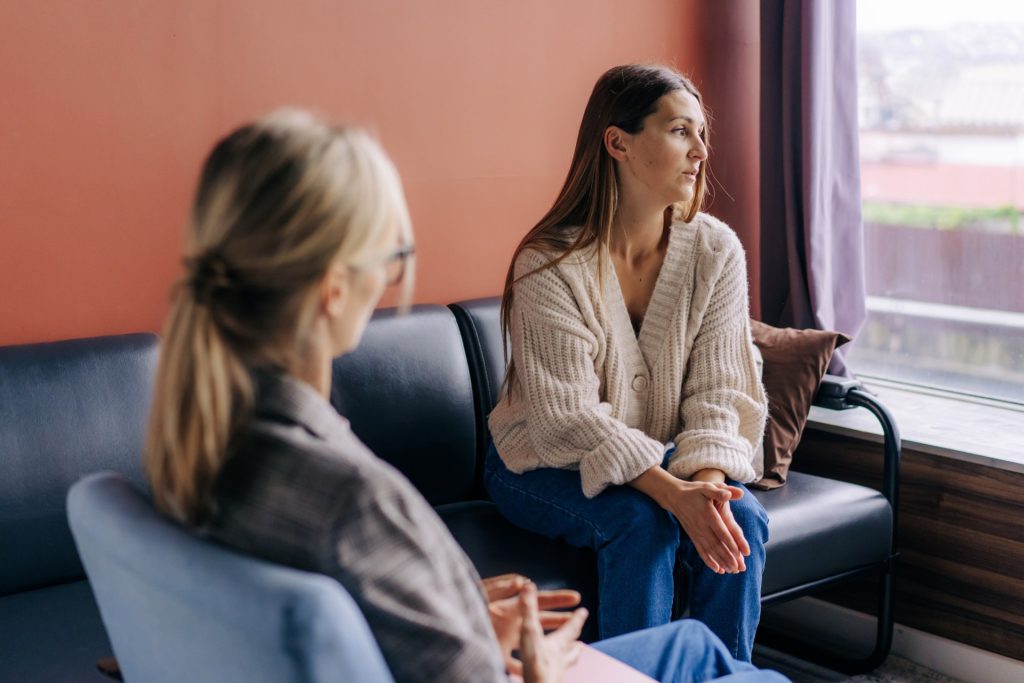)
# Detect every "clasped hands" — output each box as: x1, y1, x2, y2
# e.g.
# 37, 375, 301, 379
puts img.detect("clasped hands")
482, 573, 588, 683
631, 466, 751, 575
